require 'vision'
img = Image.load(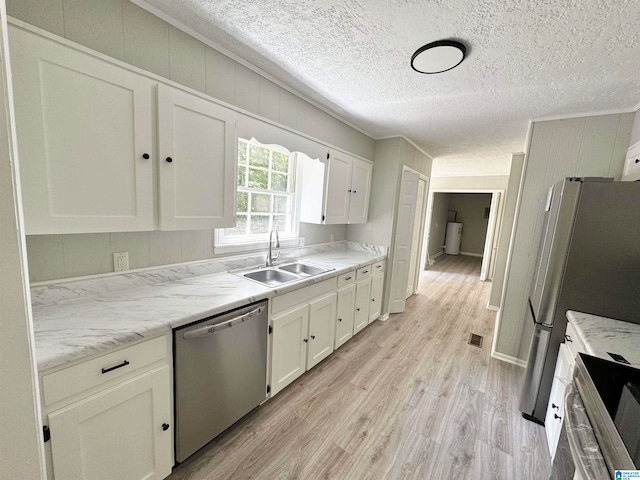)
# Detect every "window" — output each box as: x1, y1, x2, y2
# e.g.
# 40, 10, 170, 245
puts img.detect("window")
216, 138, 298, 249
